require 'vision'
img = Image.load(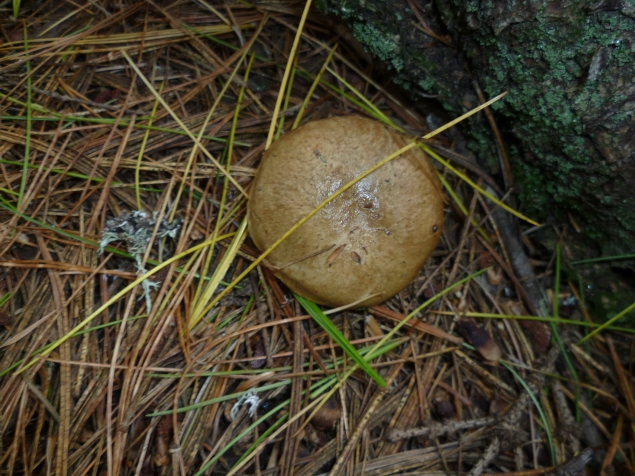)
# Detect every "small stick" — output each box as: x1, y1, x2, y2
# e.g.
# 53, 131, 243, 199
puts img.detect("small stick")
388, 417, 497, 441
